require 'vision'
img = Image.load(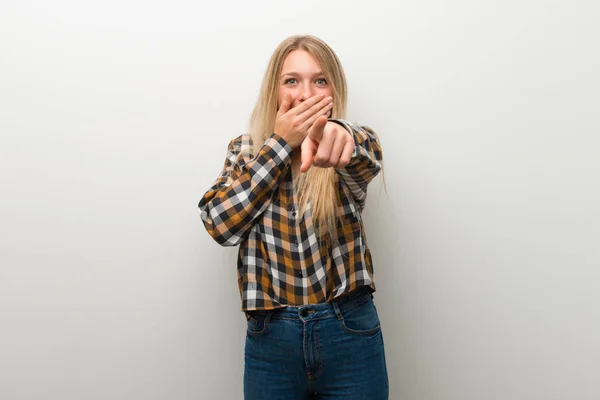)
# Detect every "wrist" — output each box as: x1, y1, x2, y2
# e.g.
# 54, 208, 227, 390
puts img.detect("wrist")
275, 132, 300, 149
327, 120, 352, 139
